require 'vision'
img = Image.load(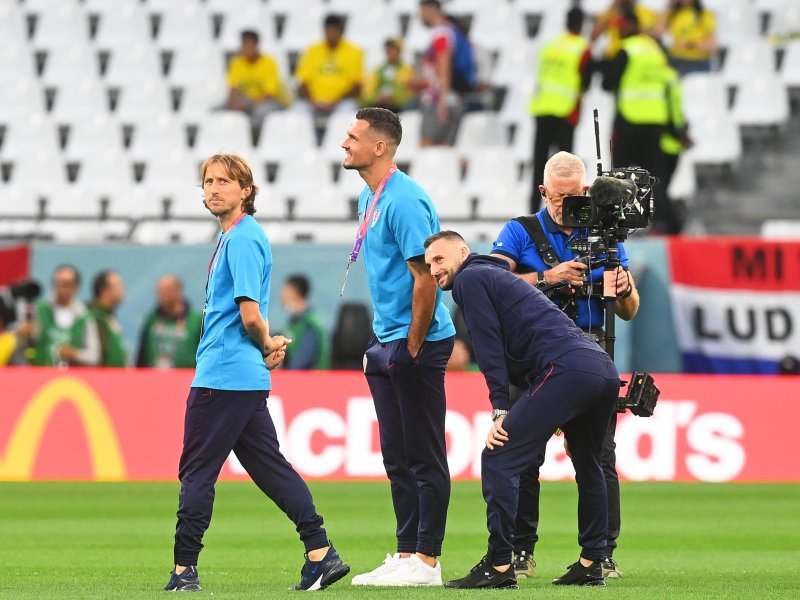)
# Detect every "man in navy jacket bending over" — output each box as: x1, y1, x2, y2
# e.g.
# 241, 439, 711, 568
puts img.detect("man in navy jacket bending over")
423, 231, 619, 590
